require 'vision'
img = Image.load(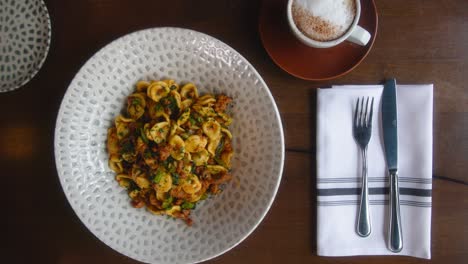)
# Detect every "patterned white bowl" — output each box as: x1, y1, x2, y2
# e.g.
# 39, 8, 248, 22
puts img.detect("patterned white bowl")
0, 0, 51, 92
54, 28, 284, 264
